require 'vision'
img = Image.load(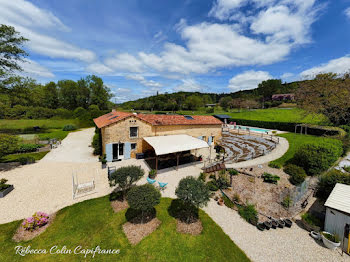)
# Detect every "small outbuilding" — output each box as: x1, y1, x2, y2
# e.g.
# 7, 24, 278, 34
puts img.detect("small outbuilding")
213, 114, 231, 125
324, 183, 350, 252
